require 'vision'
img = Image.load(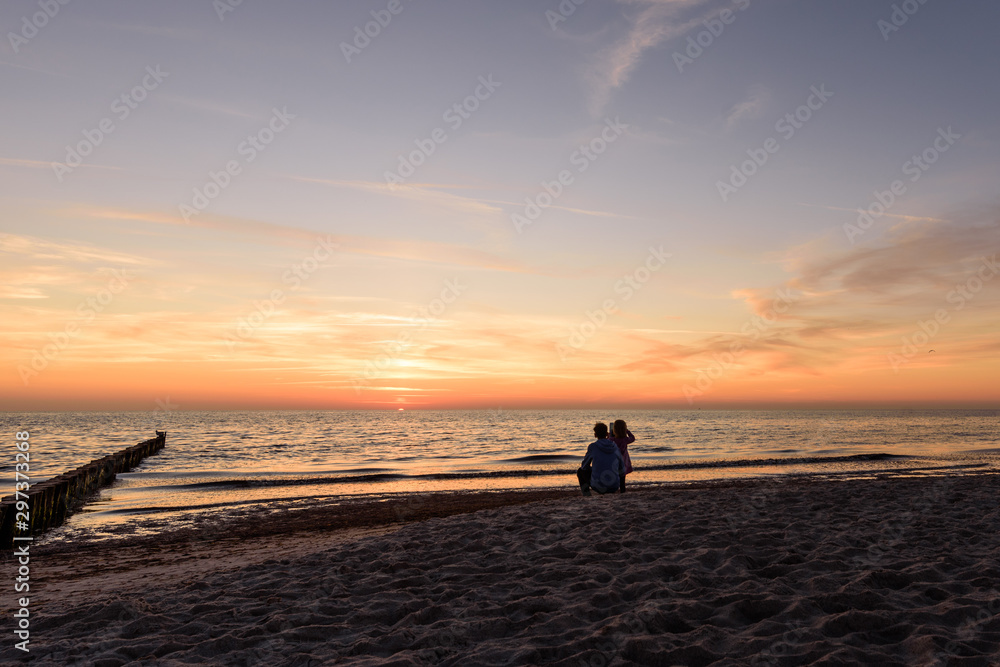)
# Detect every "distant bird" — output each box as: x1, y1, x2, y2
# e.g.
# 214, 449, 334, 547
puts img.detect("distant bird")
928, 350, 935, 353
